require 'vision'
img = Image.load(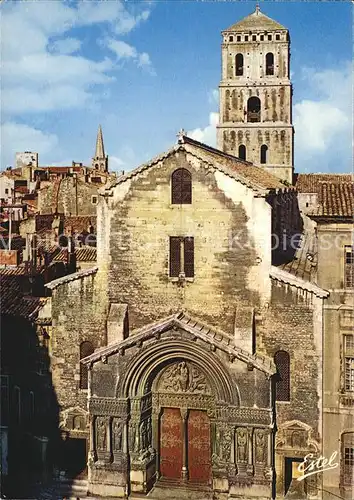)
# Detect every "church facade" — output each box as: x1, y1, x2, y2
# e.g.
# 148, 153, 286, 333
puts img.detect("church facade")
44, 6, 353, 500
